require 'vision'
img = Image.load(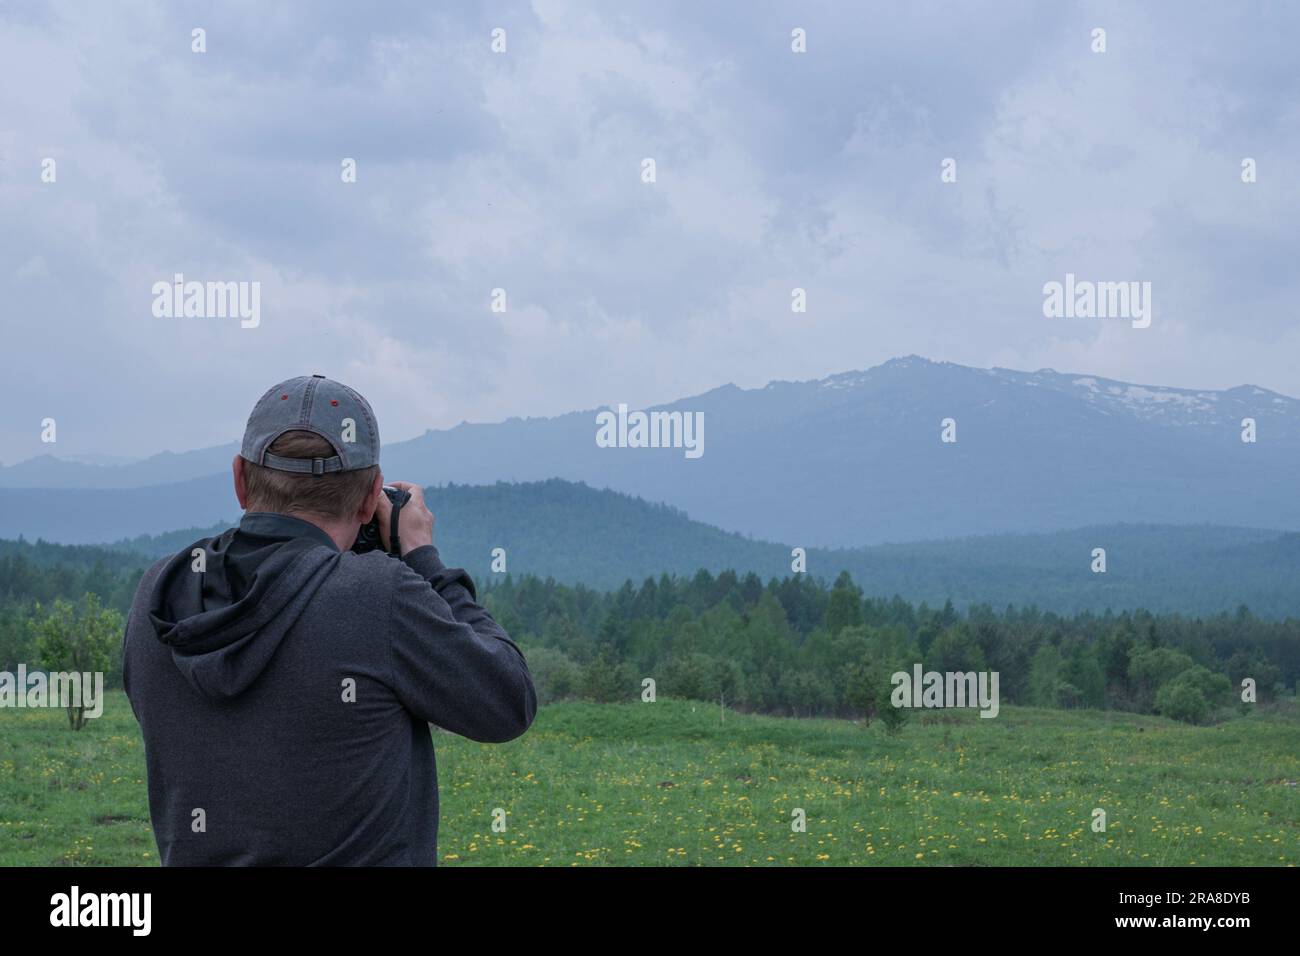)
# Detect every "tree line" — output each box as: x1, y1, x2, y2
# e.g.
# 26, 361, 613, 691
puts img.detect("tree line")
1, 540, 1296, 726
482, 569, 1297, 725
